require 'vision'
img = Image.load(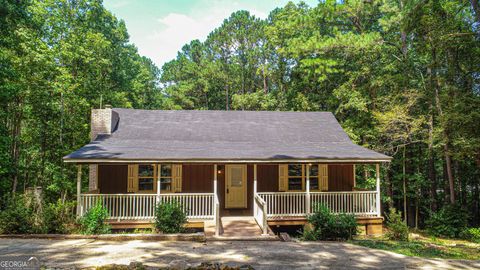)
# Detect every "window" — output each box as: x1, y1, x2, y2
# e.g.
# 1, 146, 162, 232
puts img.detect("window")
159, 164, 173, 192
129, 164, 181, 193
138, 165, 154, 191
287, 164, 322, 191
288, 164, 303, 190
